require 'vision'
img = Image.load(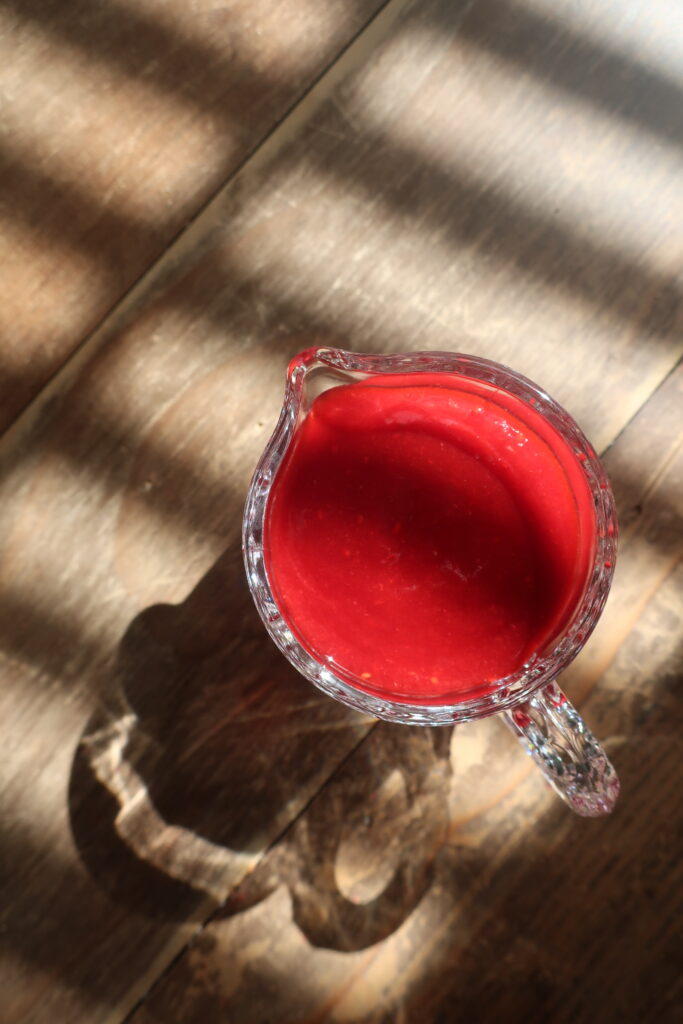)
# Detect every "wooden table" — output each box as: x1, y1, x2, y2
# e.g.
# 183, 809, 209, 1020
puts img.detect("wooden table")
1, 1, 681, 1021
